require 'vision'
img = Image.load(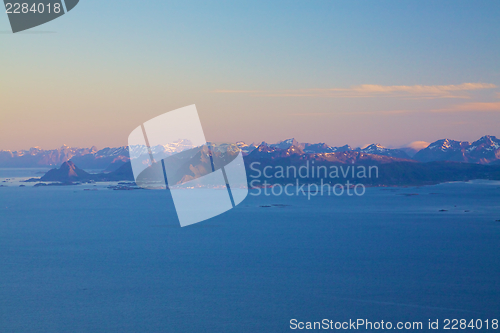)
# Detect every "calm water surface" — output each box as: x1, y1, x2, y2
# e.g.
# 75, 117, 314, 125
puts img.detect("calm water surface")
0, 179, 499, 332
